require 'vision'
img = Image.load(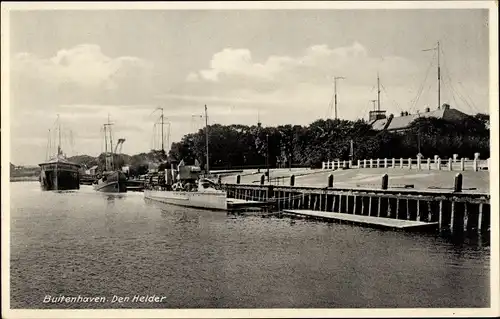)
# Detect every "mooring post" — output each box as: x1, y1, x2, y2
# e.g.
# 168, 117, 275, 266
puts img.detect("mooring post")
290, 175, 295, 187
460, 158, 465, 171
454, 173, 463, 192
381, 174, 389, 190
328, 174, 334, 188
236, 175, 241, 184
260, 174, 265, 185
